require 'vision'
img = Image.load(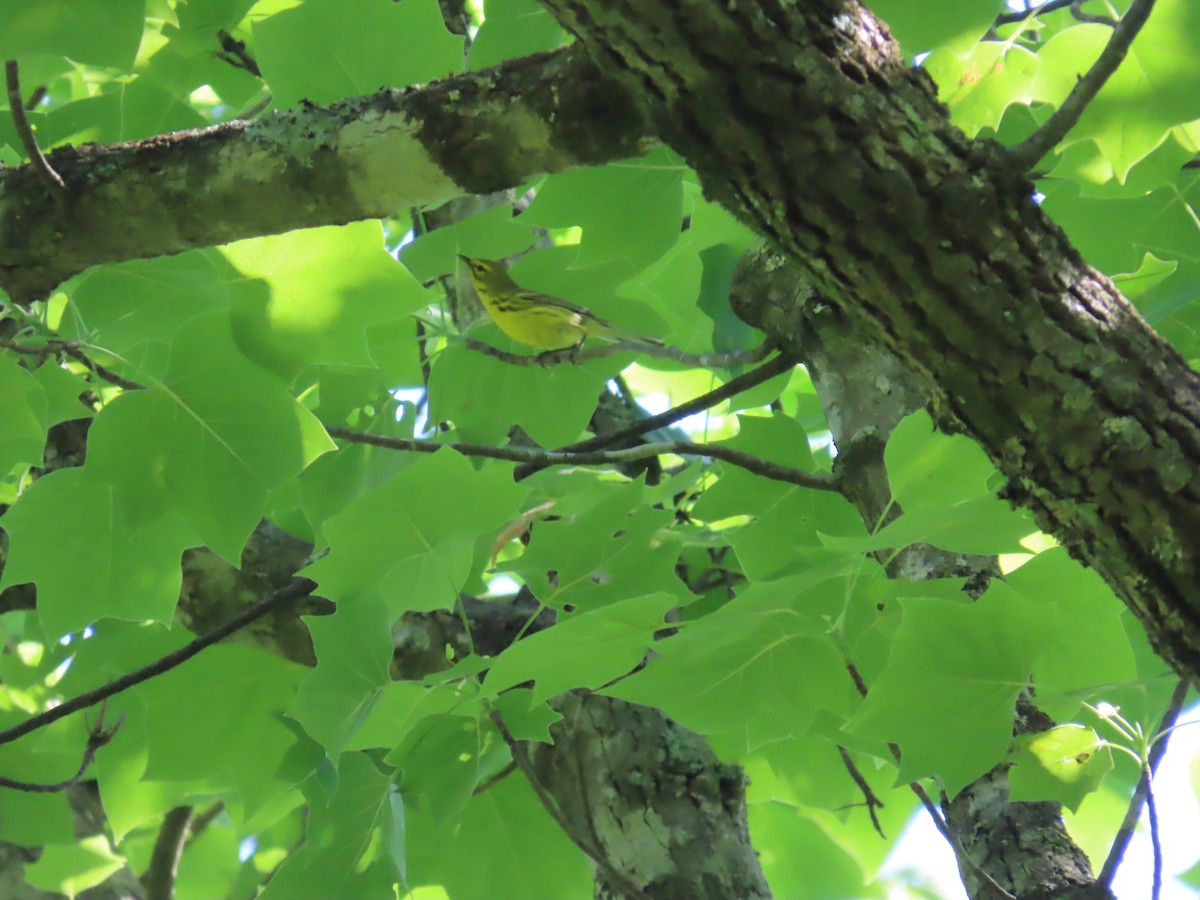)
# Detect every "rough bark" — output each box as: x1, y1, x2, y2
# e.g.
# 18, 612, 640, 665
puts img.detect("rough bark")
538, 0, 1200, 686
0, 47, 653, 304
